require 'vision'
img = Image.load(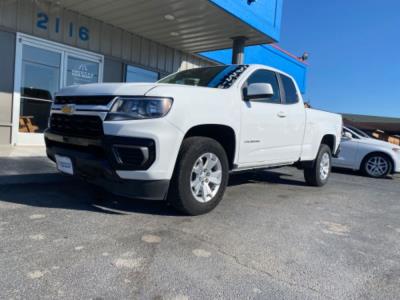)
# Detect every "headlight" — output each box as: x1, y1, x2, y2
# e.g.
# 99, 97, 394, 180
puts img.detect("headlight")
106, 97, 173, 121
